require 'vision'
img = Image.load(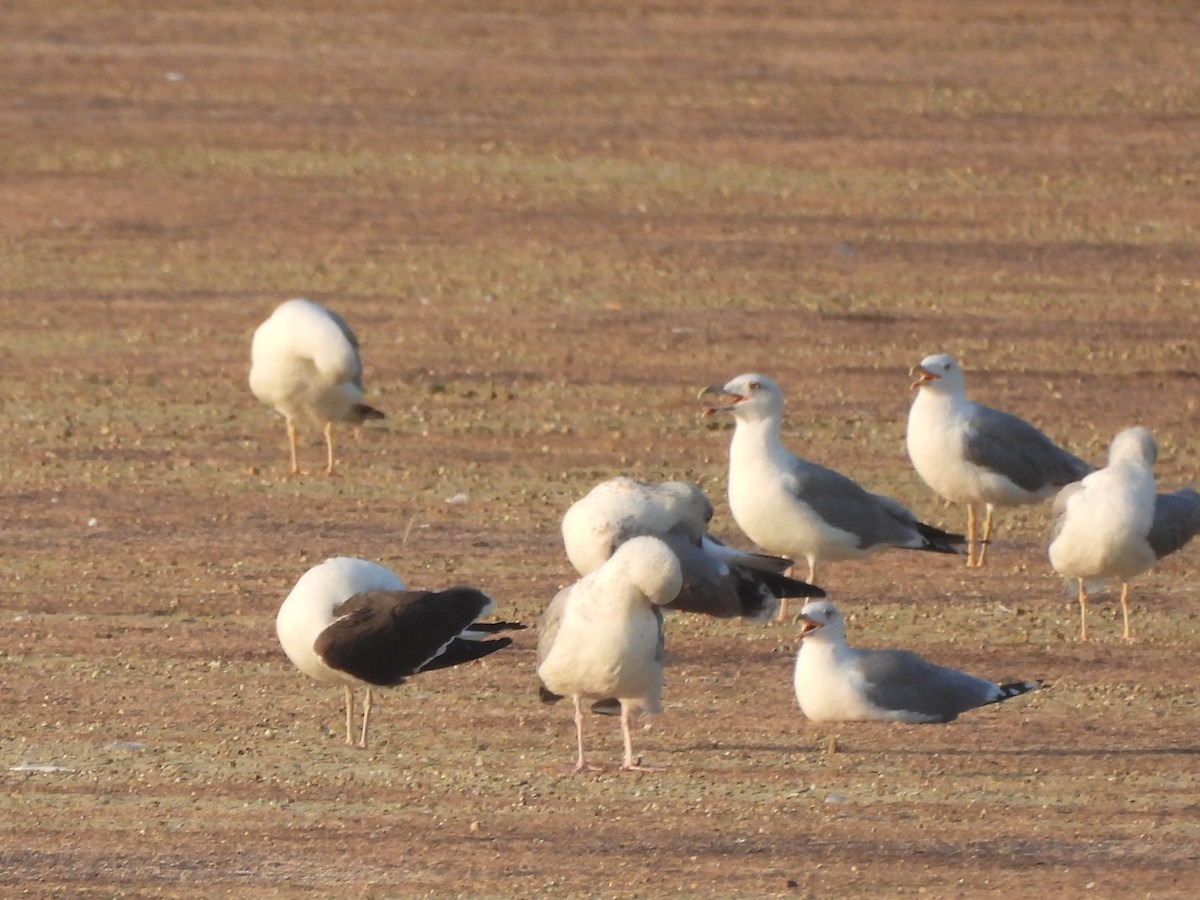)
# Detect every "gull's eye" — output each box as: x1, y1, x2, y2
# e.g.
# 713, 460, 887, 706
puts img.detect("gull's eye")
748, 381, 761, 391
942, 362, 951, 371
